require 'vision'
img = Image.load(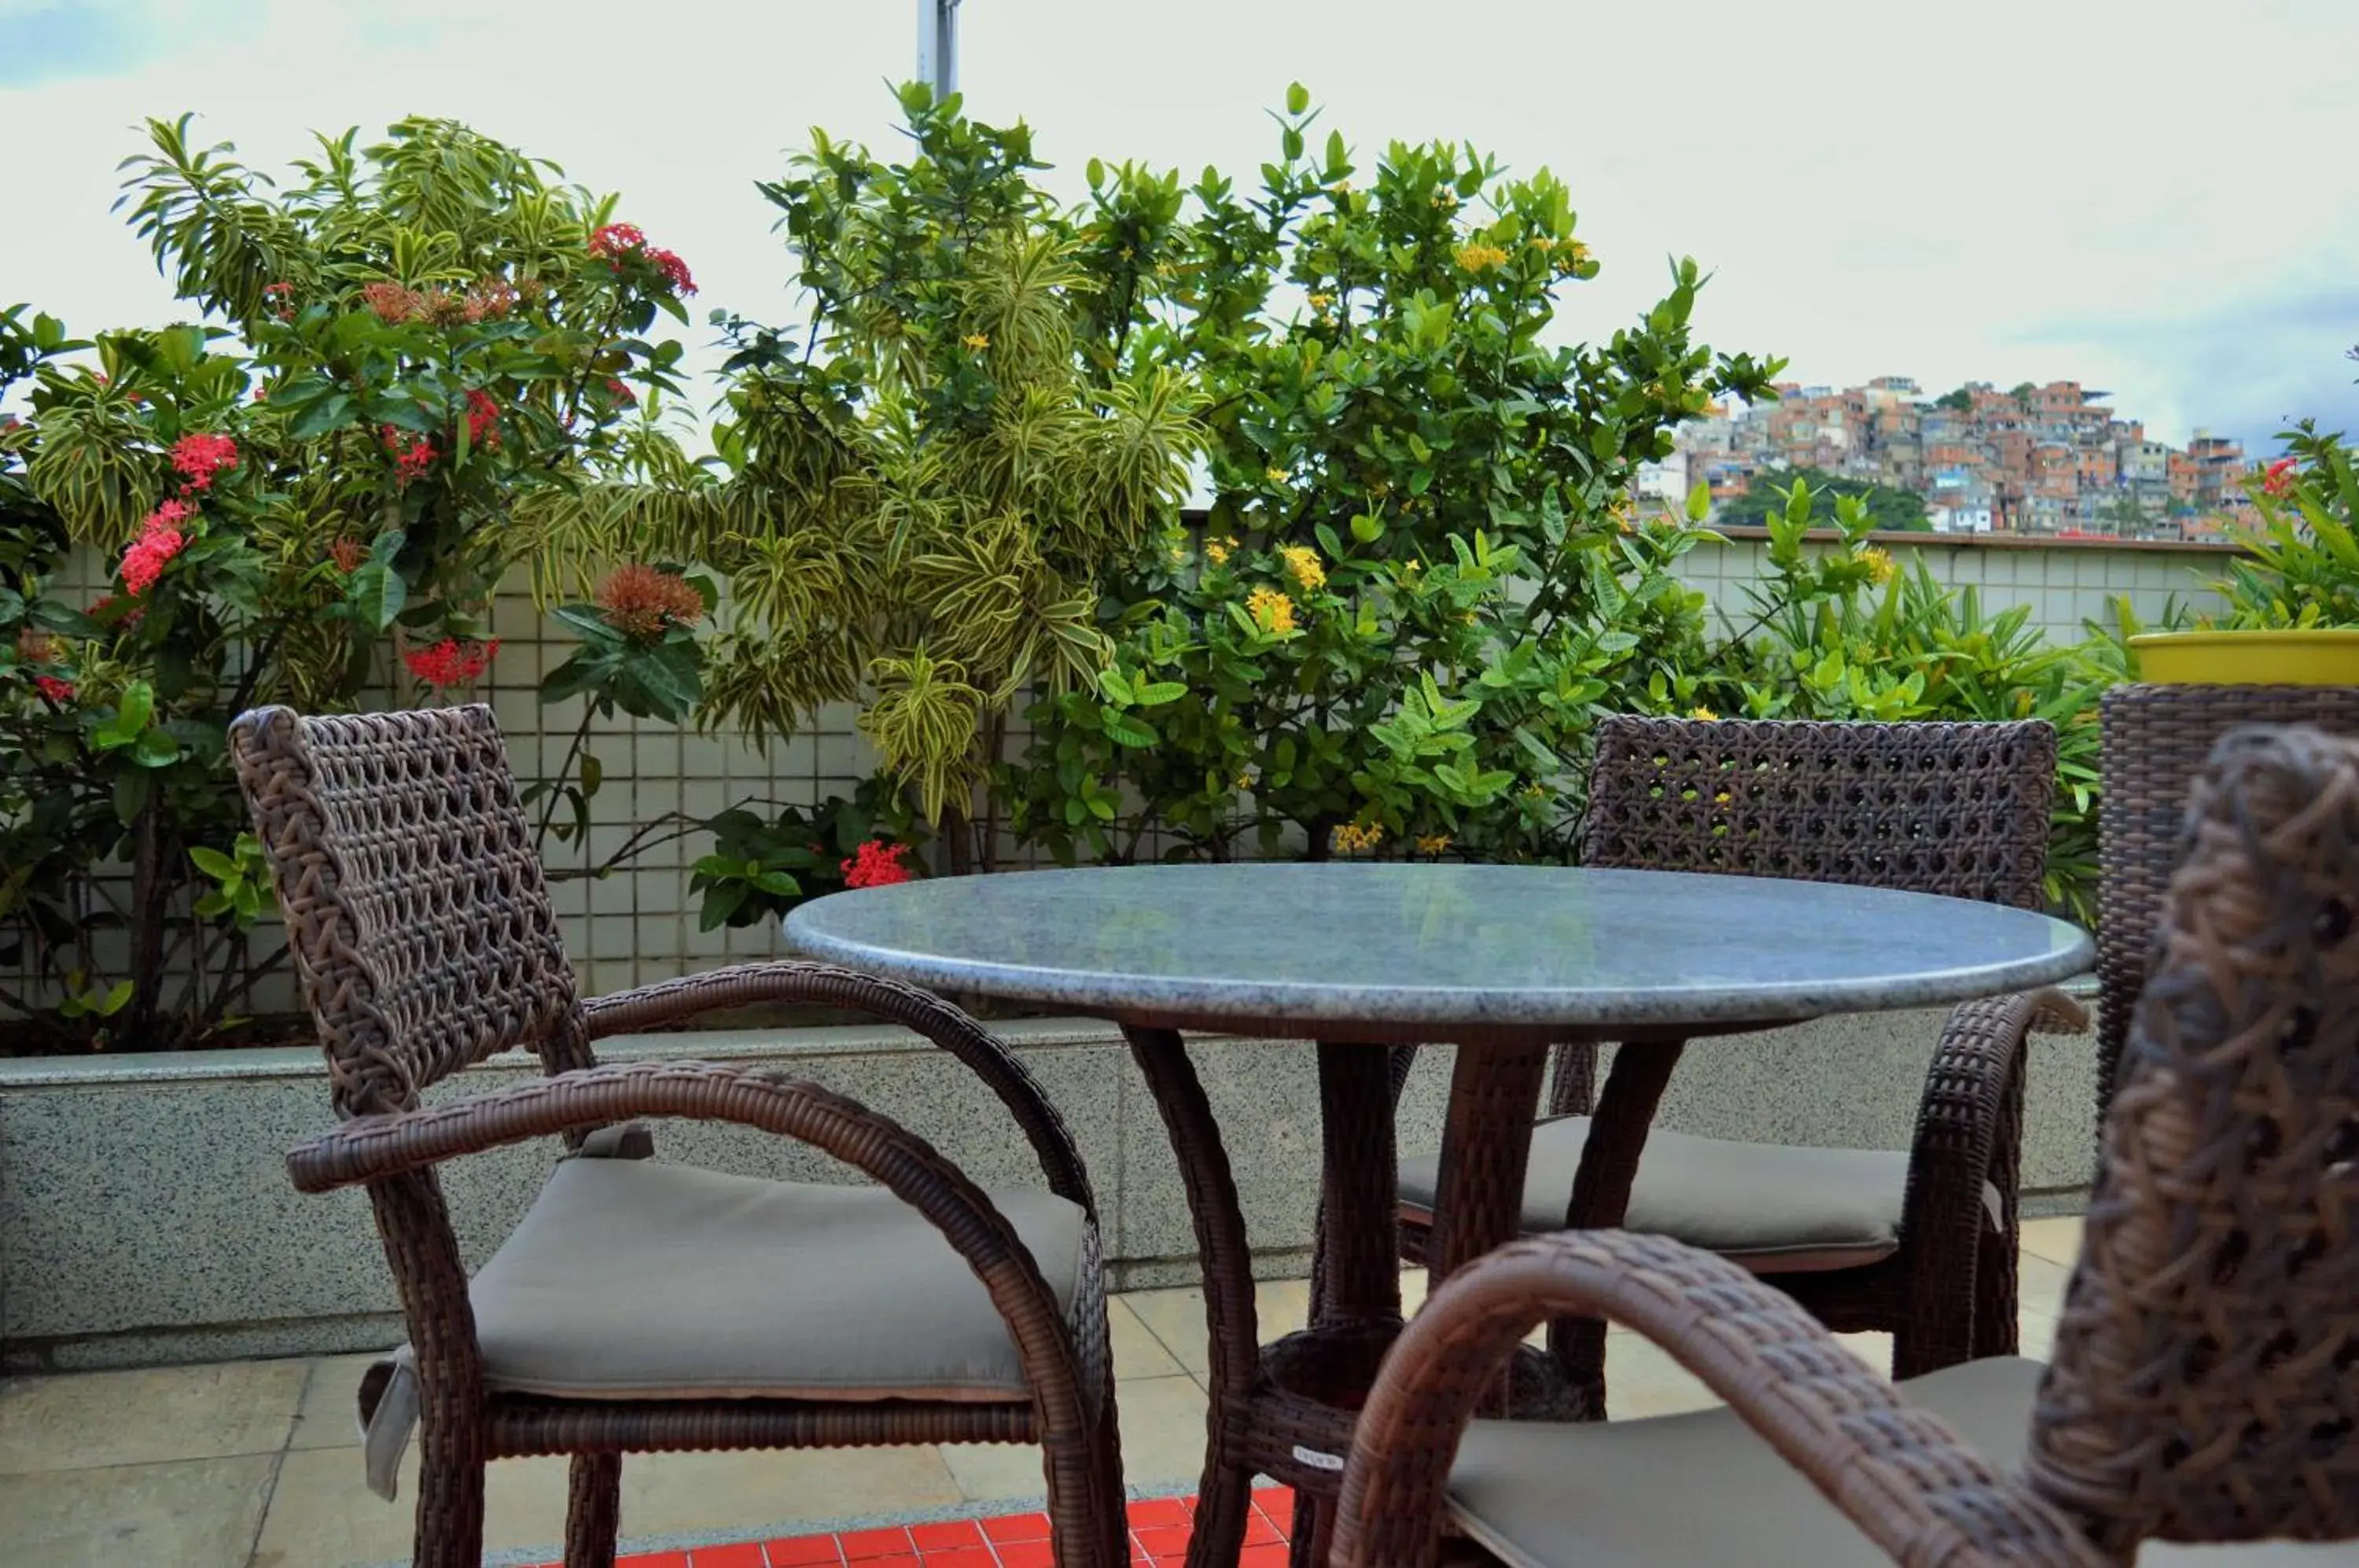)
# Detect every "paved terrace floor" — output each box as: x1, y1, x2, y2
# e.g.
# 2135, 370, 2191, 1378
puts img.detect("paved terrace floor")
0, 1220, 2085, 1567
